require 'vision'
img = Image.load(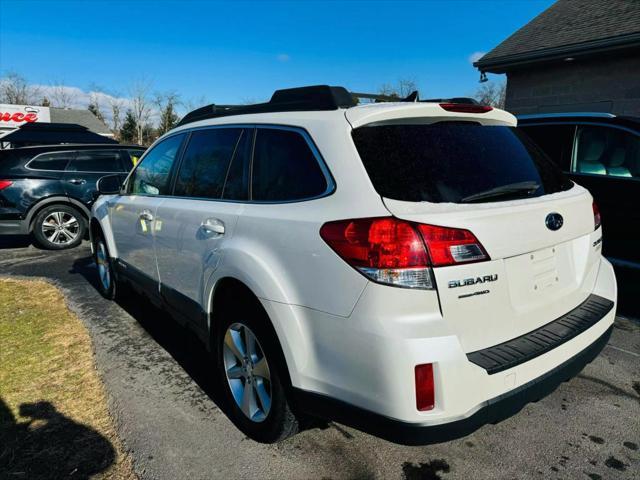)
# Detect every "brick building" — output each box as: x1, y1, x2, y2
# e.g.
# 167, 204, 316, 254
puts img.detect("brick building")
474, 0, 640, 115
